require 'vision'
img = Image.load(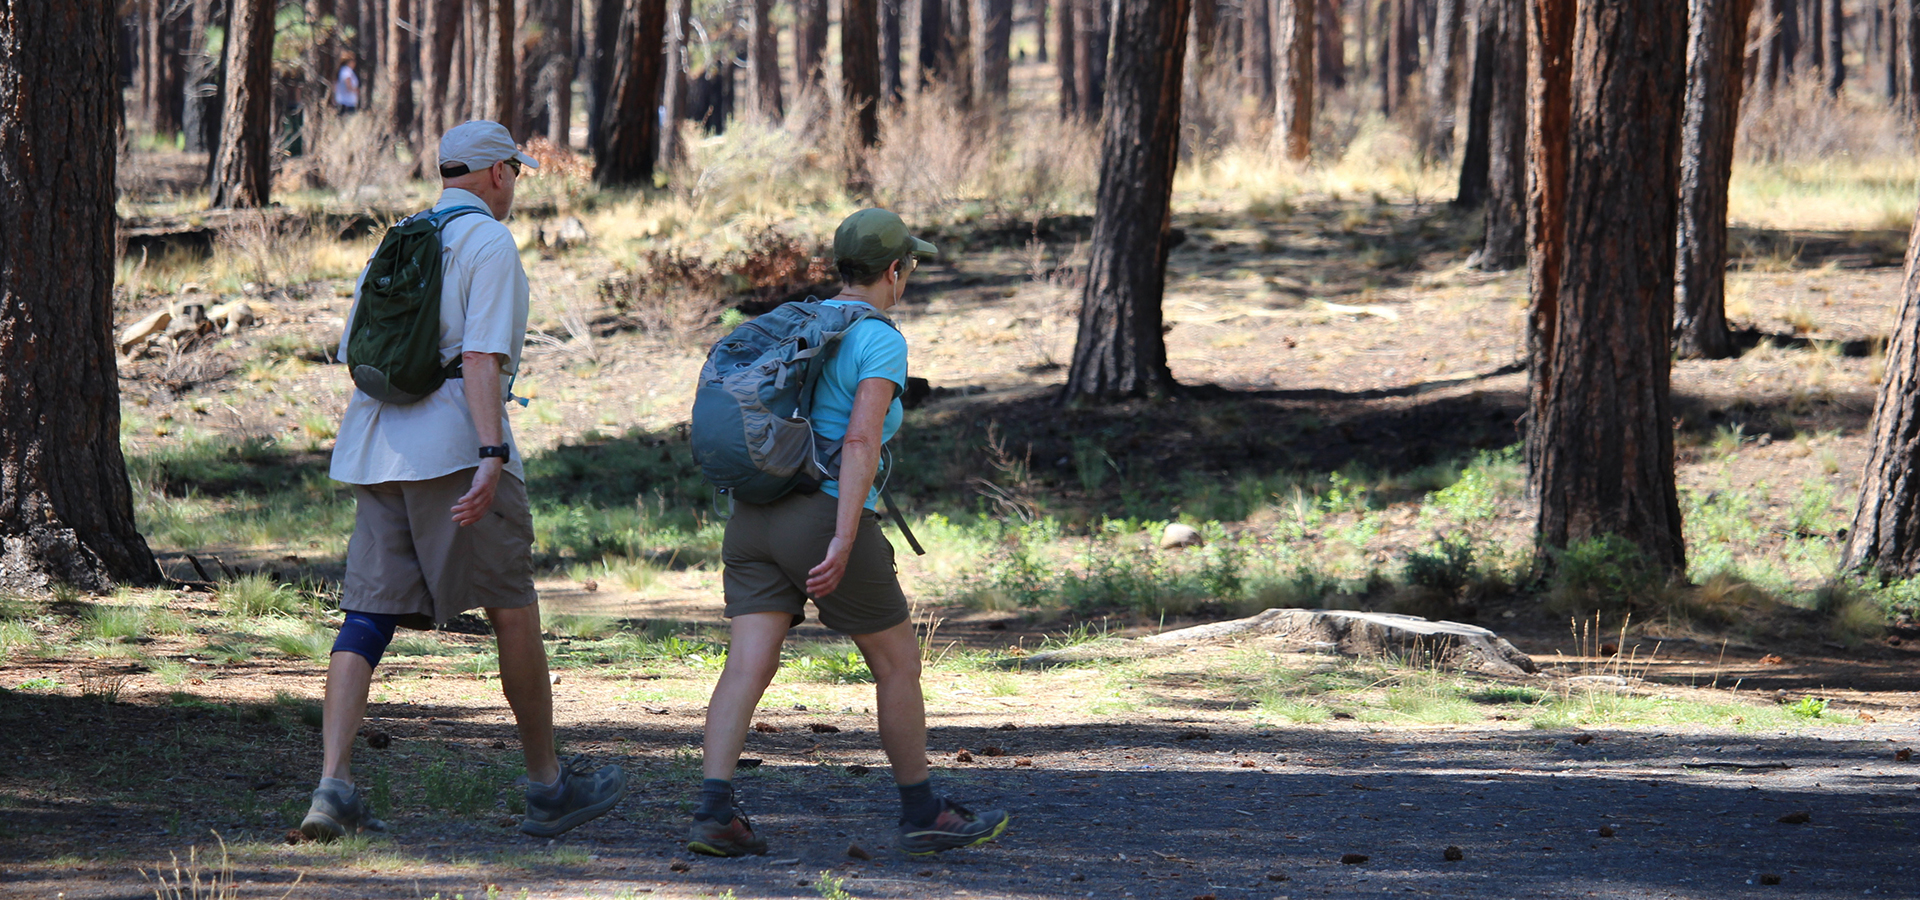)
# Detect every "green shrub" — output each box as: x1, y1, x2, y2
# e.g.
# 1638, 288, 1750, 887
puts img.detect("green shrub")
1548, 534, 1666, 615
